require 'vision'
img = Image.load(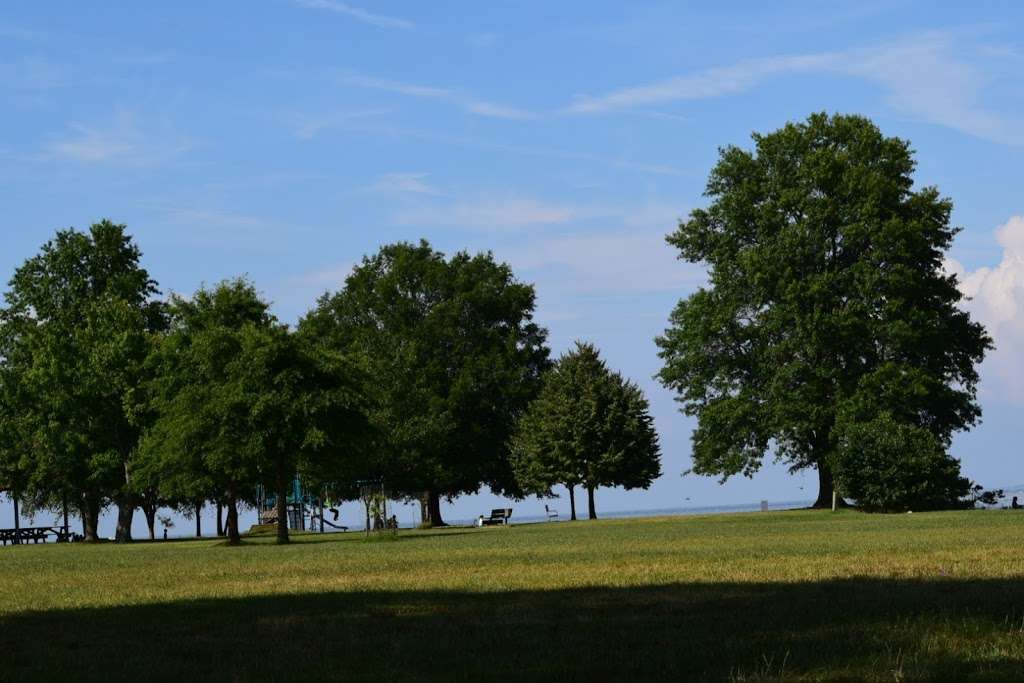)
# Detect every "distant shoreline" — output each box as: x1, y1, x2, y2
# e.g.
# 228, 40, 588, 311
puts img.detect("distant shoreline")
448, 499, 817, 527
